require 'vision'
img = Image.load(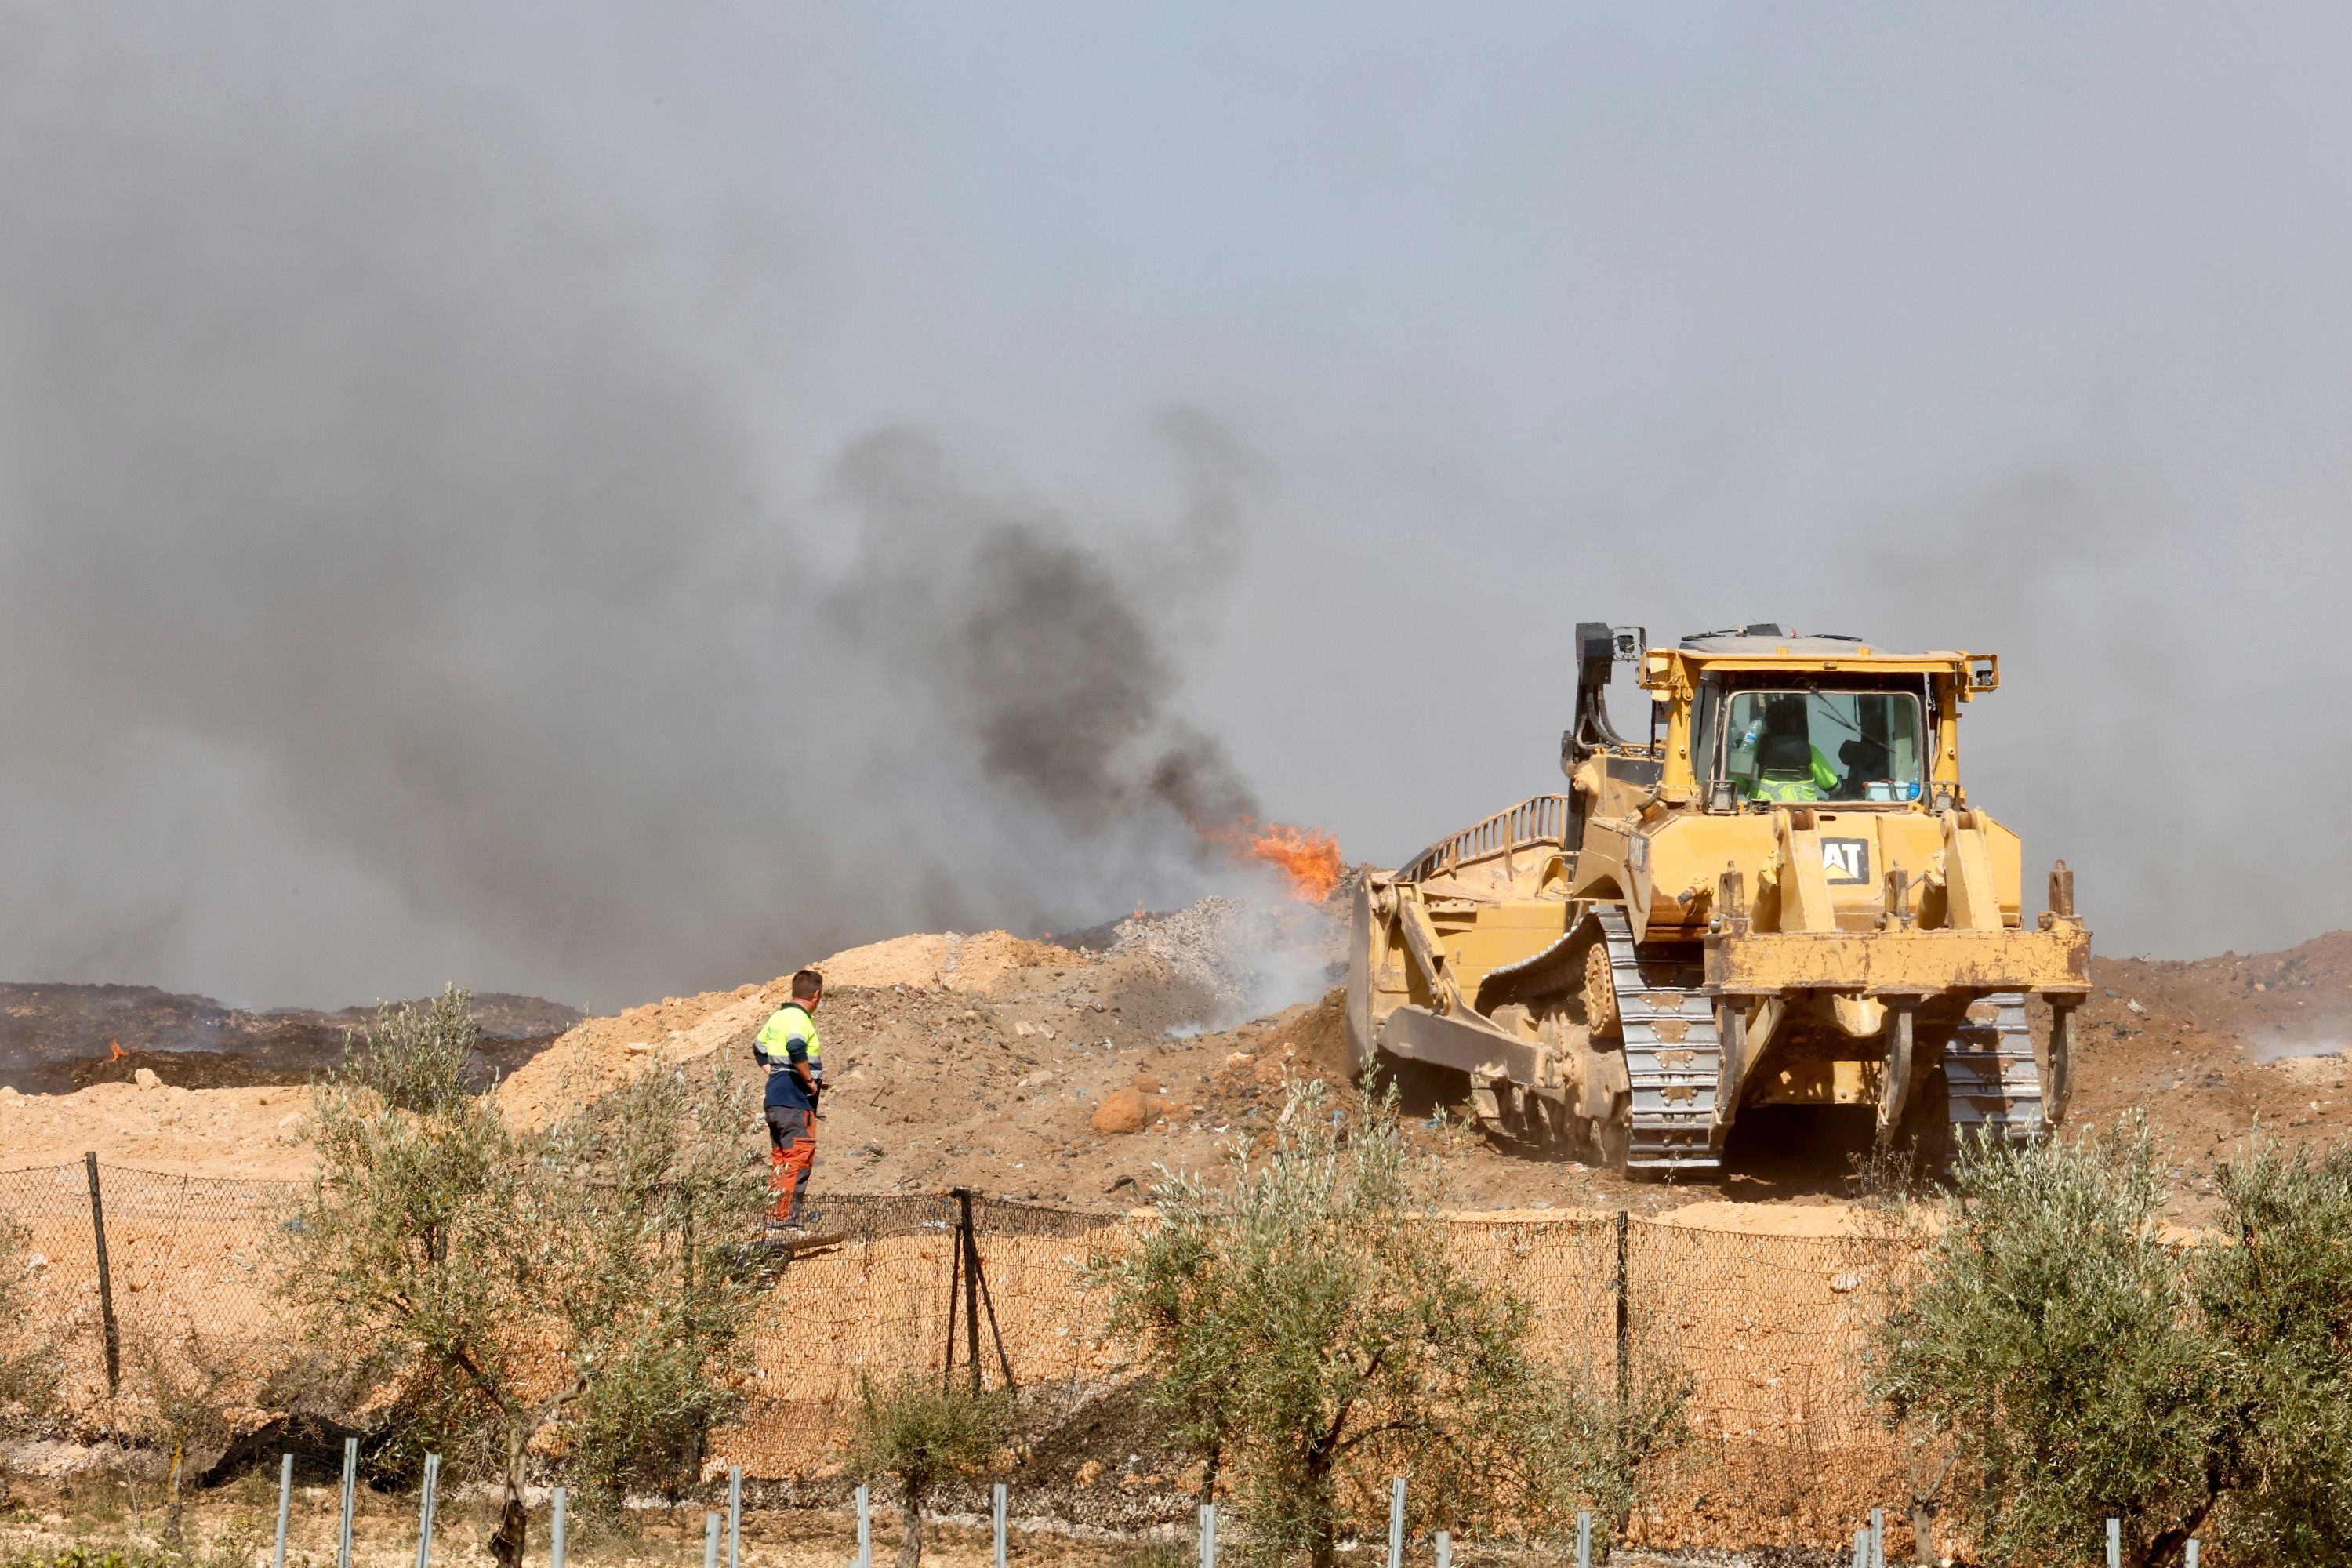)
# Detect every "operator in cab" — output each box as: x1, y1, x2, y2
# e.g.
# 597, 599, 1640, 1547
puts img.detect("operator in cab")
1745, 695, 1838, 801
